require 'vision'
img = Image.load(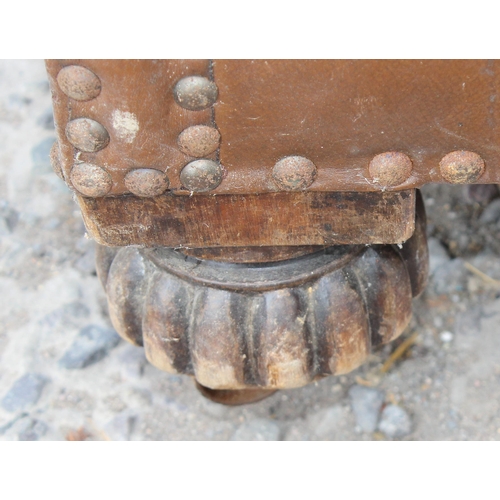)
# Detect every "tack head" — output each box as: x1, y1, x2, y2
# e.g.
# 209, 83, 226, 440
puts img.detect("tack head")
57, 65, 101, 101
369, 152, 413, 187
177, 125, 221, 157
65, 118, 110, 153
173, 76, 218, 111
70, 162, 112, 197
180, 159, 223, 192
439, 150, 485, 184
272, 156, 317, 191
125, 168, 170, 197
